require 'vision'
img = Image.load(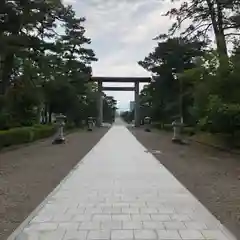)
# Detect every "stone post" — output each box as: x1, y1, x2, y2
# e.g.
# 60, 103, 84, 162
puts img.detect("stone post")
87, 117, 94, 131
172, 119, 183, 143
134, 82, 140, 127
144, 116, 151, 132
97, 81, 103, 127
52, 113, 66, 144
